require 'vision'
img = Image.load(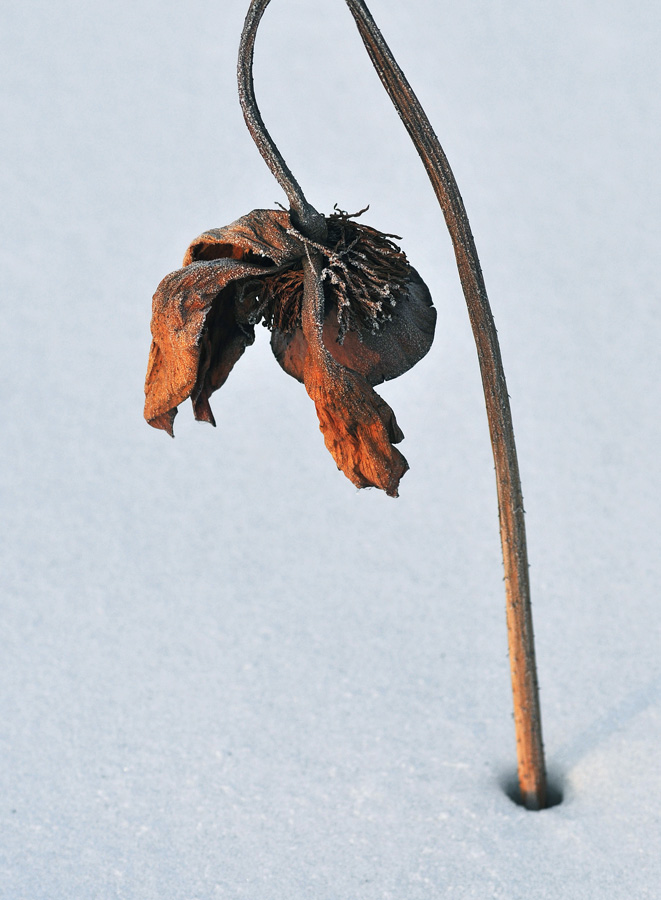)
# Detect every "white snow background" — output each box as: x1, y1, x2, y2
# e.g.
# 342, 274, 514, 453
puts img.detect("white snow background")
1, 0, 660, 896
